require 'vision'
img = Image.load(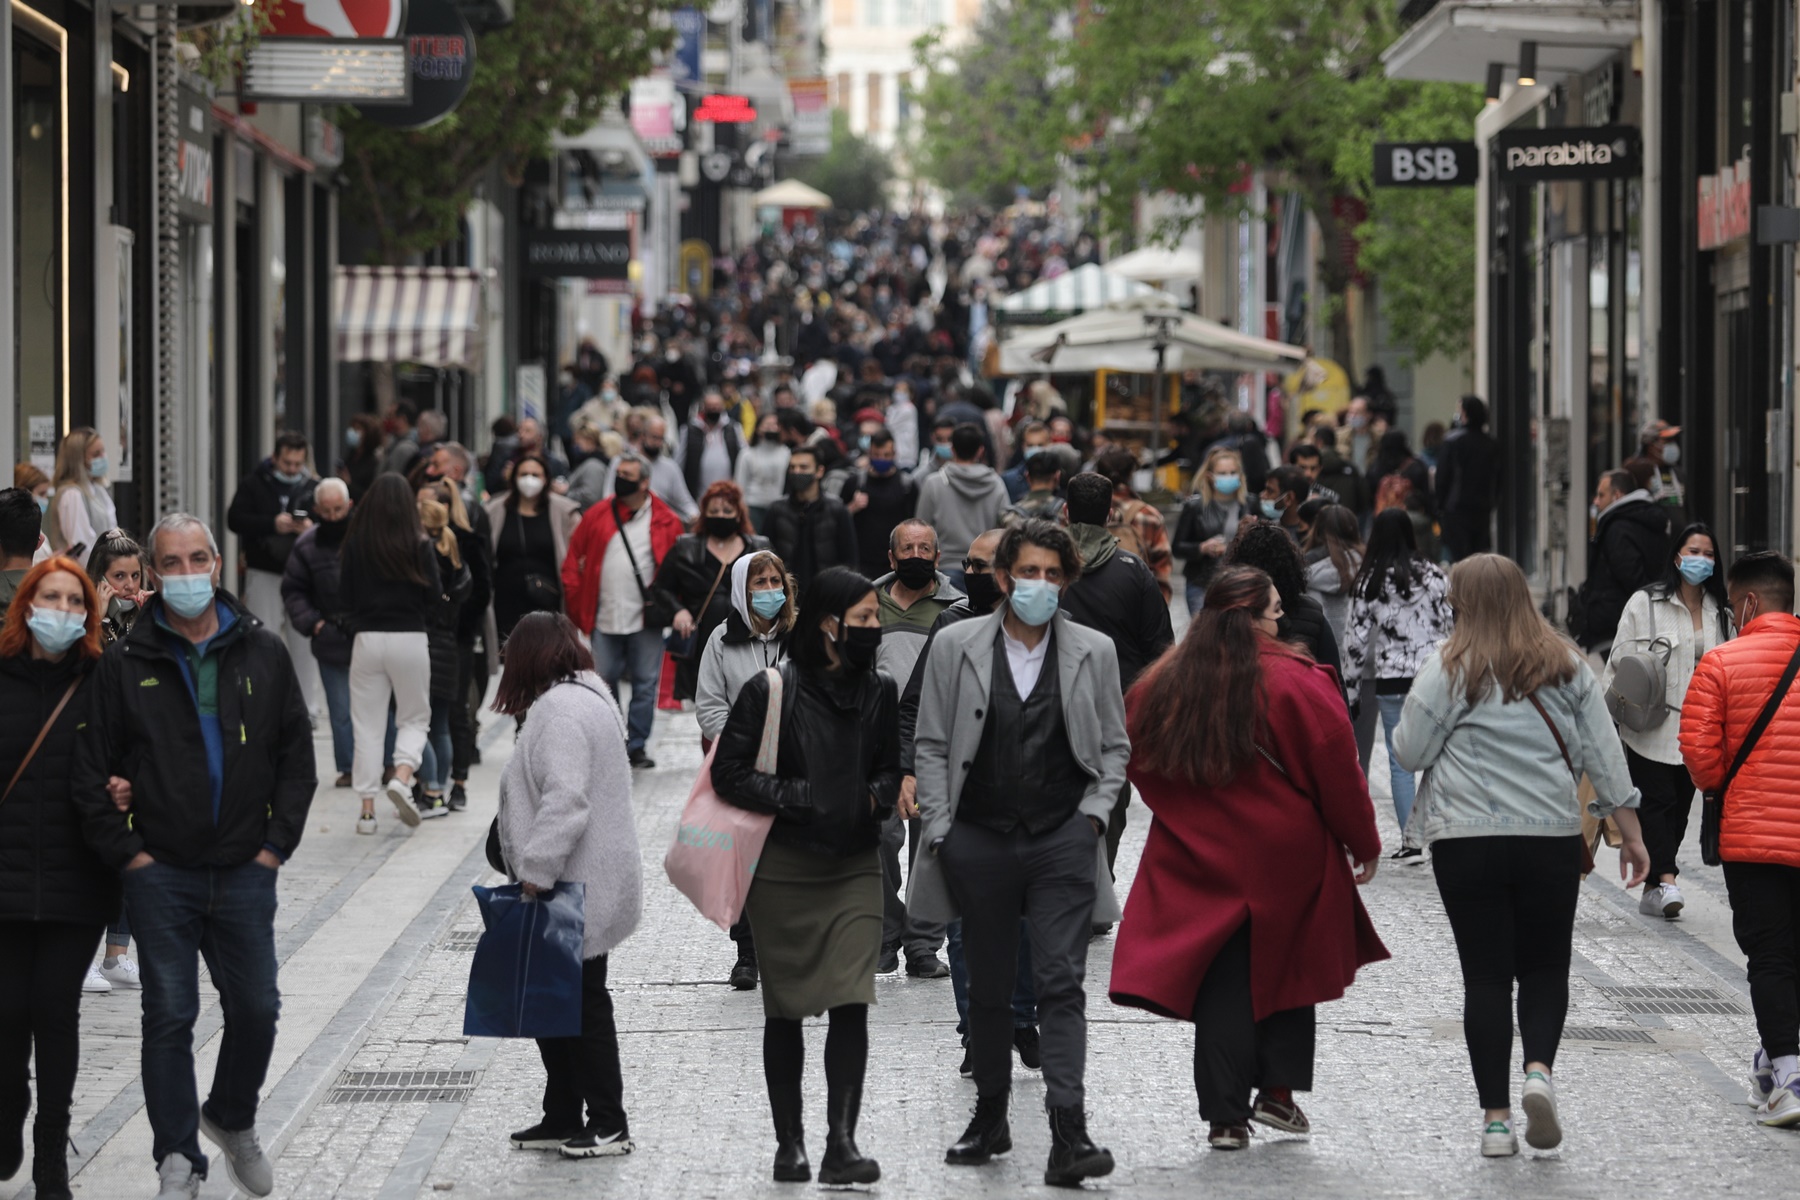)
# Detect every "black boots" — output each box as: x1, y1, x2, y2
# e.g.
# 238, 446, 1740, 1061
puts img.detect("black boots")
730, 945, 759, 991
769, 1081, 809, 1183
946, 1092, 1012, 1165
1044, 1106, 1113, 1188
816, 1081, 879, 1185
32, 1119, 71, 1200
